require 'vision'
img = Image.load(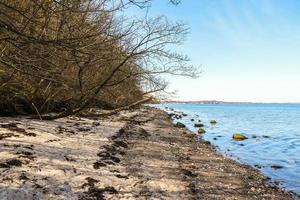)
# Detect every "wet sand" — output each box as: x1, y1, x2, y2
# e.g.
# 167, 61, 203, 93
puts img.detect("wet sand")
0, 107, 297, 199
